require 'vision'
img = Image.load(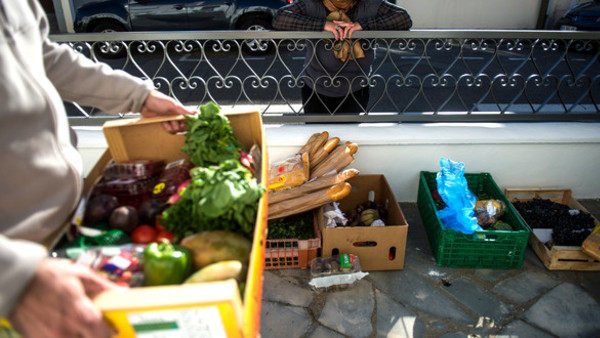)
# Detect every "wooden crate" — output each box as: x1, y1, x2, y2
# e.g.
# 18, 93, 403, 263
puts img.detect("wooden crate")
505, 189, 600, 271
